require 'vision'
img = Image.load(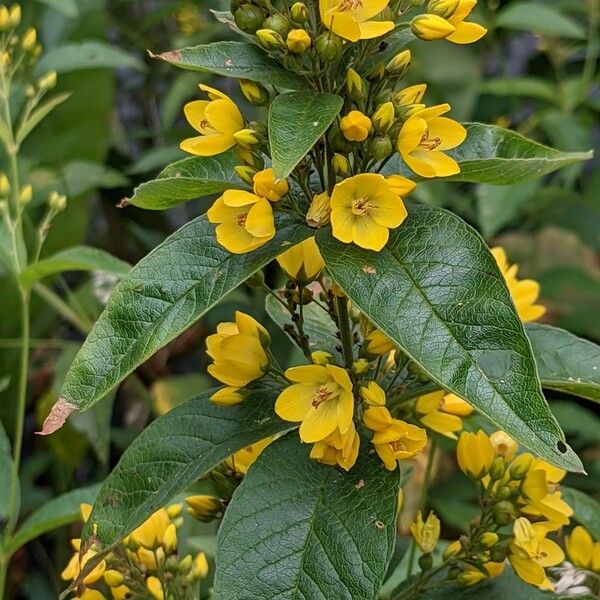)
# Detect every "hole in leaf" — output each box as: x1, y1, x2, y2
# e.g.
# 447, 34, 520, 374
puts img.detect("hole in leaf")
557, 441, 567, 453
